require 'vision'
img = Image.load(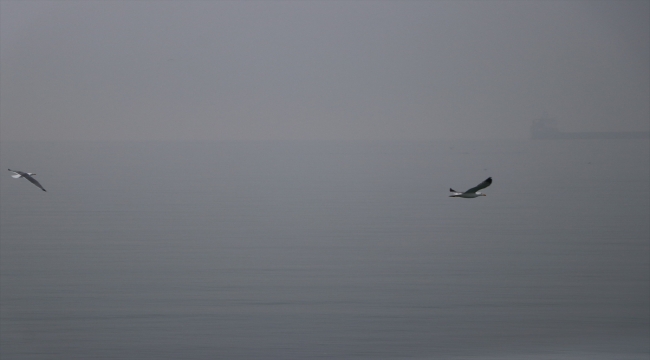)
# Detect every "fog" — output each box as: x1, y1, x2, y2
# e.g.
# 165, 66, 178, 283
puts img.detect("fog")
1, 2, 649, 358
1, 139, 648, 358
1, 0, 648, 142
